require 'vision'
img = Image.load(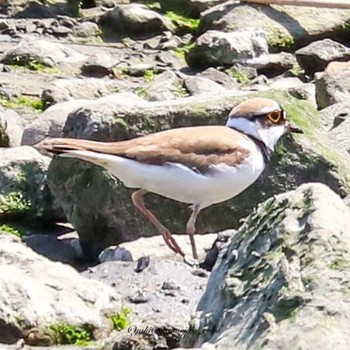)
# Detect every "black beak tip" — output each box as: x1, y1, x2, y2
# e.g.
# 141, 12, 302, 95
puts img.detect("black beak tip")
287, 122, 303, 134
290, 126, 303, 134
